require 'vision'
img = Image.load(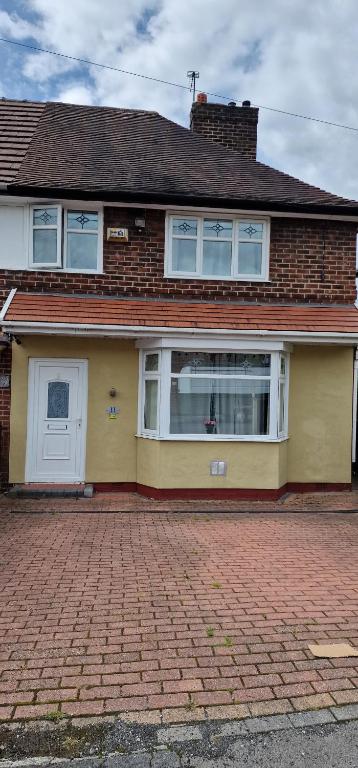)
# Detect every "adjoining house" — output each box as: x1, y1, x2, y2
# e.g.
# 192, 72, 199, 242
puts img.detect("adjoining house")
0, 93, 357, 499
